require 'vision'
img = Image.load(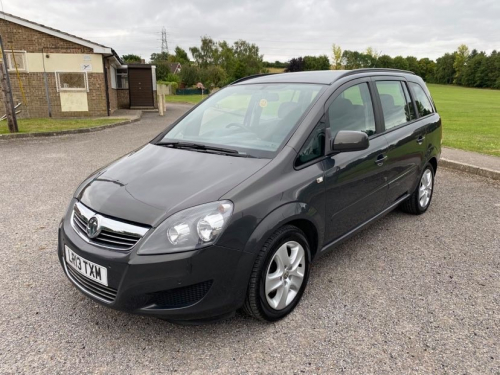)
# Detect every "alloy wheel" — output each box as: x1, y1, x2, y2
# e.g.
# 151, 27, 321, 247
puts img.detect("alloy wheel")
265, 241, 306, 310
419, 169, 433, 208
